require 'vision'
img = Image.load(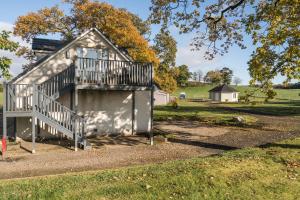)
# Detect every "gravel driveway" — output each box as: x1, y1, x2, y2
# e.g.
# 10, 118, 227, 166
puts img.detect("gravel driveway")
0, 114, 299, 180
